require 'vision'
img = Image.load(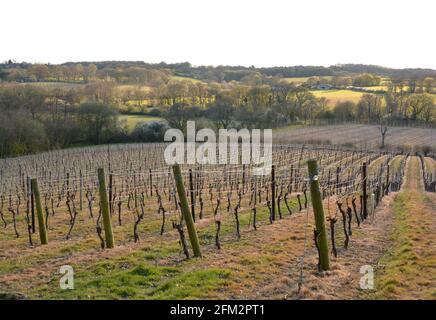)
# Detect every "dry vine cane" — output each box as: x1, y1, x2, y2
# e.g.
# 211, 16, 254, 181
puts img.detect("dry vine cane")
8, 196, 20, 238
284, 193, 293, 215
0, 195, 7, 228
336, 201, 350, 249
233, 191, 242, 240
133, 195, 146, 243
155, 186, 167, 236
214, 198, 221, 250
327, 216, 338, 257
96, 207, 105, 249
313, 229, 322, 271
172, 201, 190, 259
66, 194, 78, 240
351, 196, 360, 227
